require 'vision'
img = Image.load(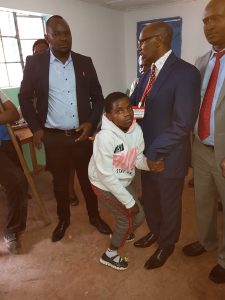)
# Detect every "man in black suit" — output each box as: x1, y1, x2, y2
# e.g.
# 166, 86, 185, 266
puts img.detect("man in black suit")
19, 15, 111, 242
130, 22, 201, 269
